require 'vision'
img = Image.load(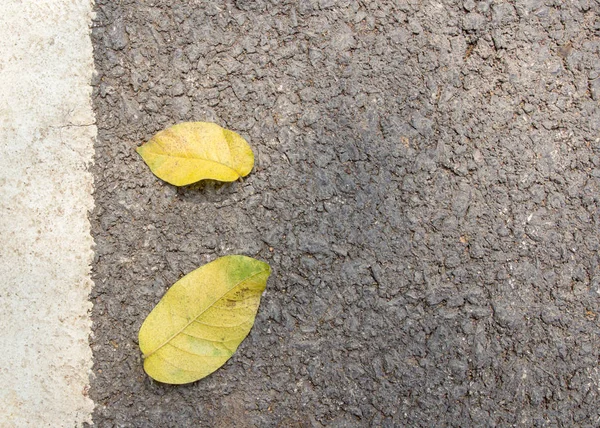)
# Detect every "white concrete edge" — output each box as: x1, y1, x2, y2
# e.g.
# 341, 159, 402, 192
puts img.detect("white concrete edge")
0, 1, 96, 426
